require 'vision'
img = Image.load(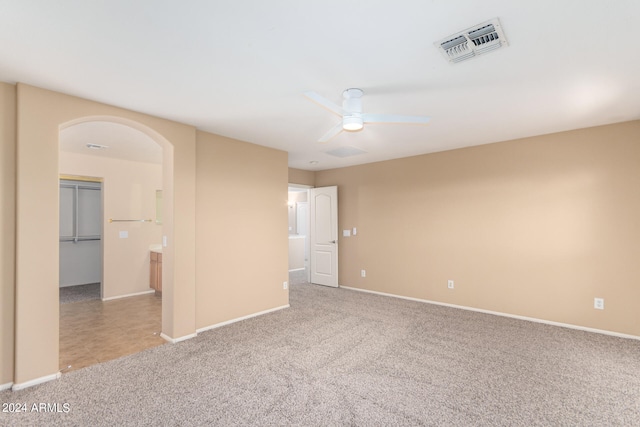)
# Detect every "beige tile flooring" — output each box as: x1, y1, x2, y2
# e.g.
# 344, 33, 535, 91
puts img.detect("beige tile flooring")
59, 293, 165, 373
